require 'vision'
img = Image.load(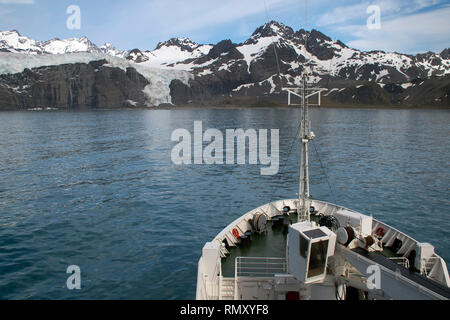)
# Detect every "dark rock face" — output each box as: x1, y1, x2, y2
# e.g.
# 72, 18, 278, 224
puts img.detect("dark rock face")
197, 40, 243, 63
405, 65, 426, 80
126, 49, 149, 63
249, 41, 301, 84
383, 83, 404, 94
401, 76, 450, 106
195, 62, 250, 96
441, 48, 450, 59
321, 75, 450, 107
328, 84, 391, 105
303, 29, 336, 61
0, 60, 149, 110
251, 21, 295, 39
156, 38, 198, 52
169, 79, 194, 105
176, 40, 252, 99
